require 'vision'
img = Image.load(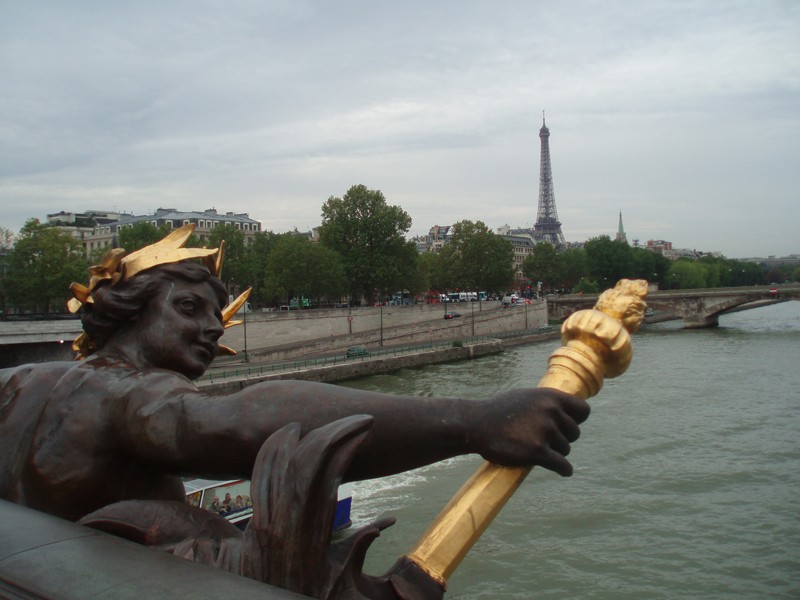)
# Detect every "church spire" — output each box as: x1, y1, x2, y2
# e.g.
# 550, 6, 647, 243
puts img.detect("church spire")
615, 211, 628, 244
